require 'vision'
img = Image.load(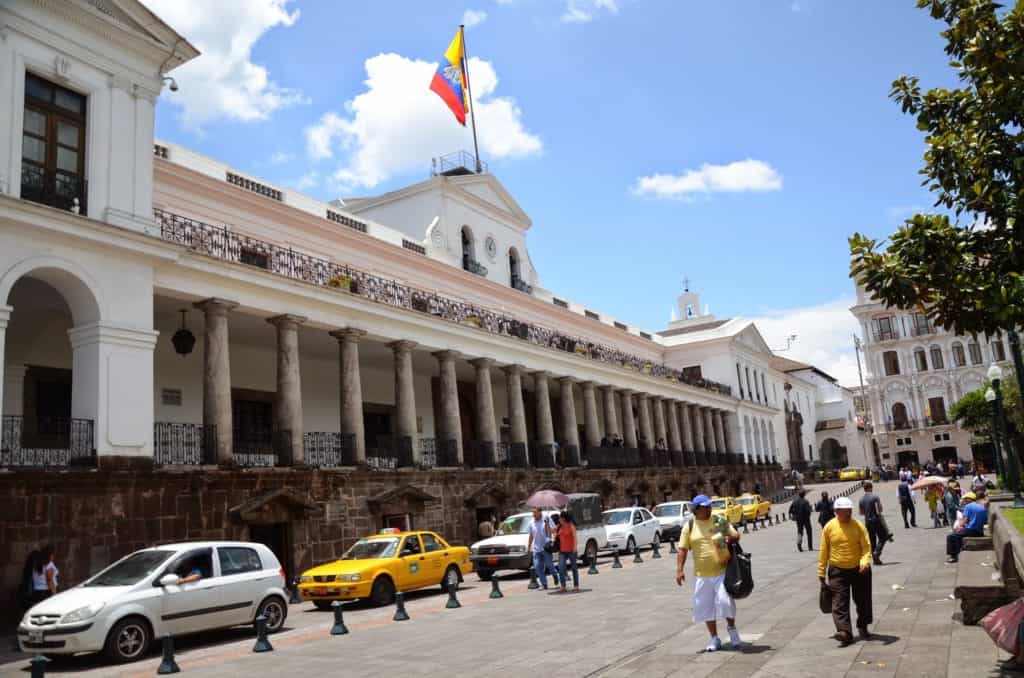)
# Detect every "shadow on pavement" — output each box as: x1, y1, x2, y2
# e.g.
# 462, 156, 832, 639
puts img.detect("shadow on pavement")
734, 643, 772, 654
861, 633, 900, 646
